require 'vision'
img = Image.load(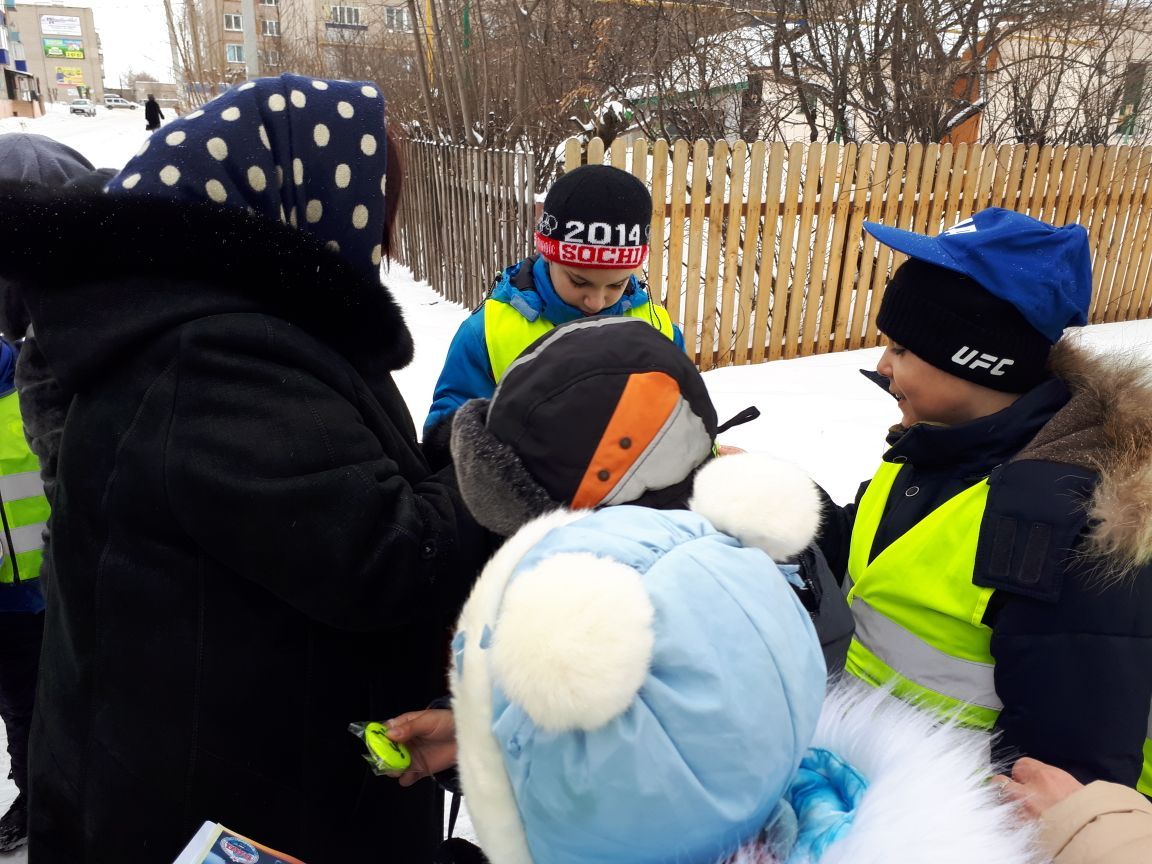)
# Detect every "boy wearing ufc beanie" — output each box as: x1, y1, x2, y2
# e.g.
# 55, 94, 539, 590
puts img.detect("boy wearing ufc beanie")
816, 207, 1152, 794
423, 165, 683, 461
